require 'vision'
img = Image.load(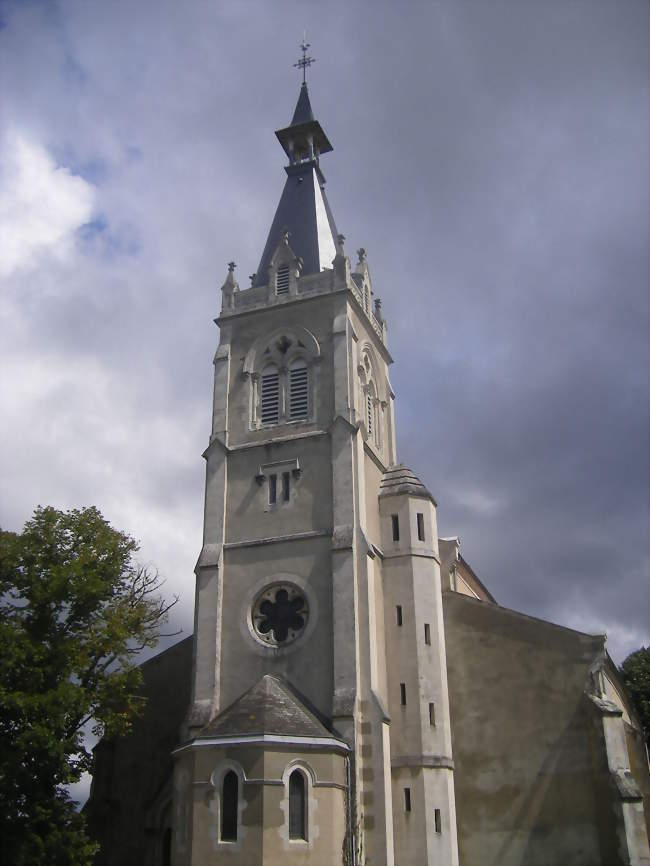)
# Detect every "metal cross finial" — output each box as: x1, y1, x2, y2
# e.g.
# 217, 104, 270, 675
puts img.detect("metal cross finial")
227, 261, 236, 272
293, 33, 315, 84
